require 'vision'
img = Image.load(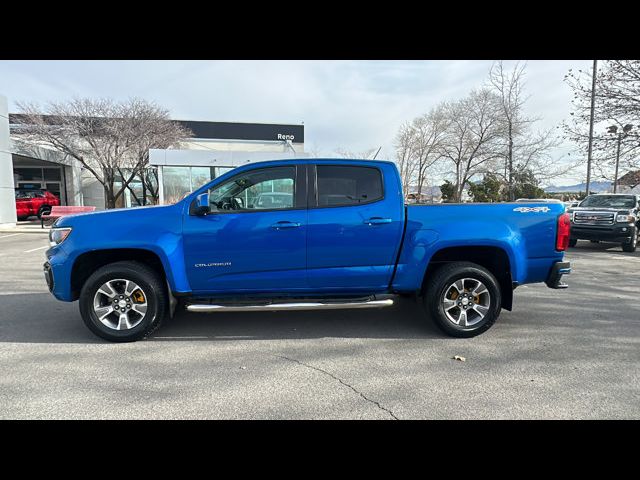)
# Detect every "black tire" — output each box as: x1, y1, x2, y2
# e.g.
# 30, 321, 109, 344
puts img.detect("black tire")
568, 238, 578, 248
622, 227, 638, 253
79, 261, 167, 342
37, 206, 51, 220
423, 261, 502, 338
